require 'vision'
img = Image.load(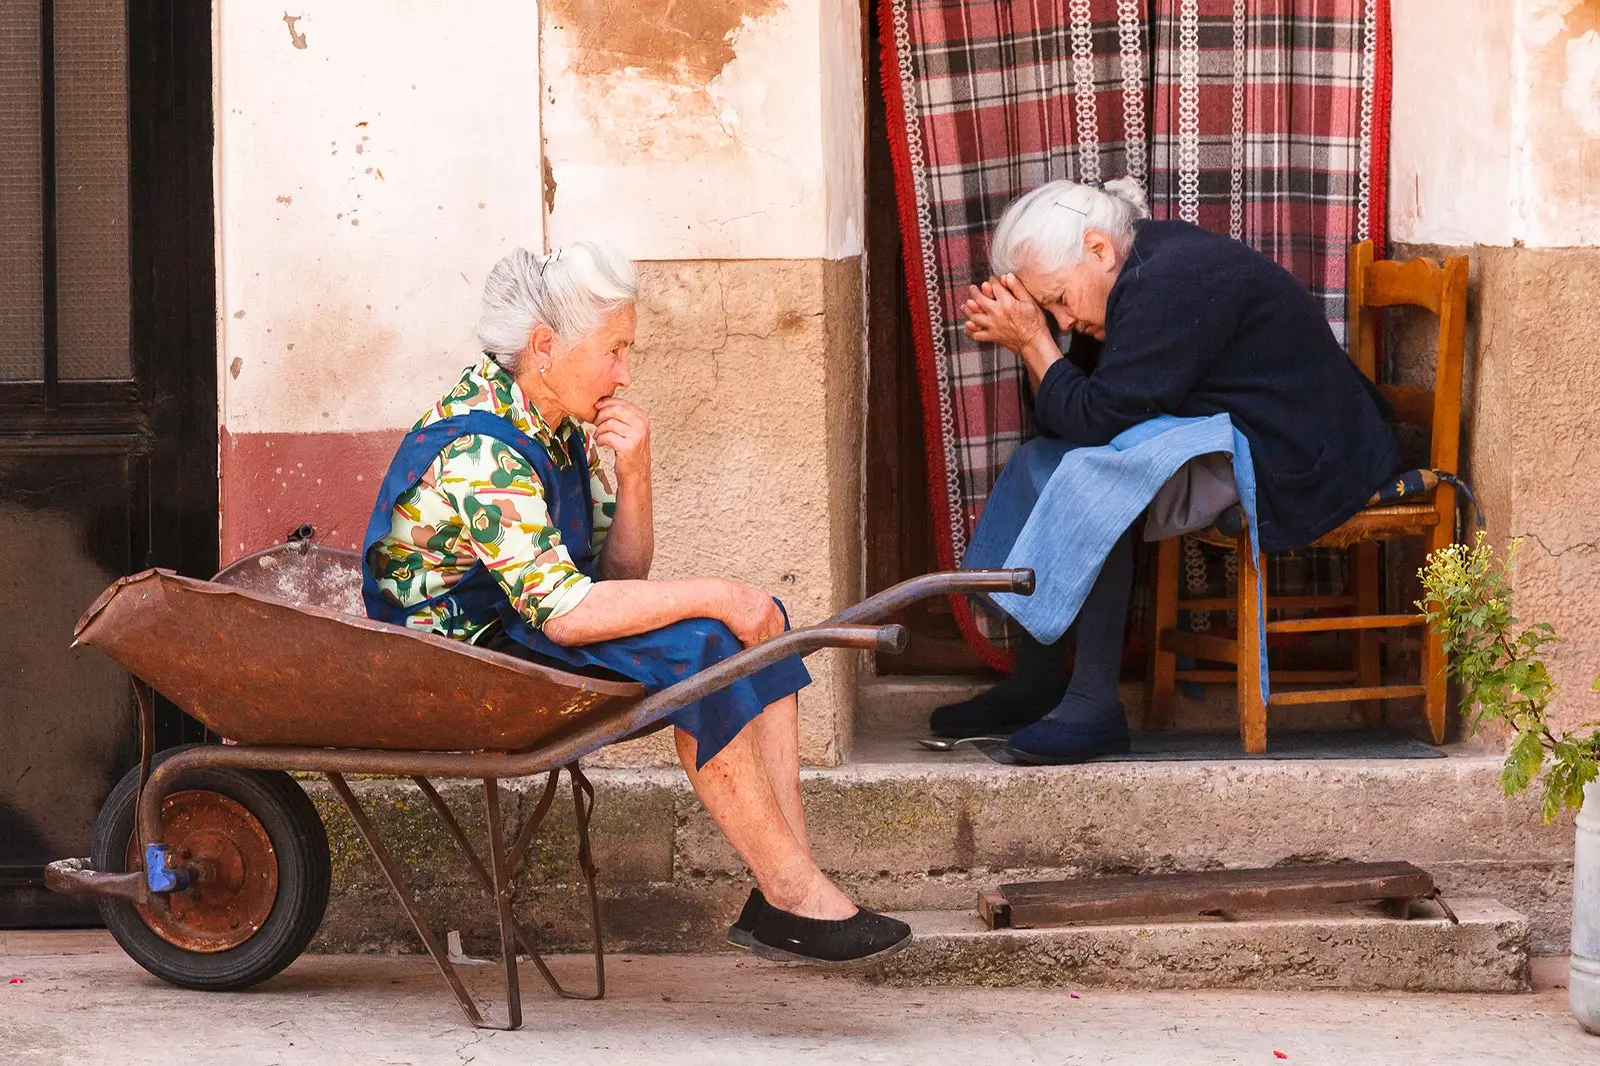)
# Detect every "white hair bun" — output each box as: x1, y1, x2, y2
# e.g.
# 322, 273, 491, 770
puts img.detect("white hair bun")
1100, 176, 1151, 219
